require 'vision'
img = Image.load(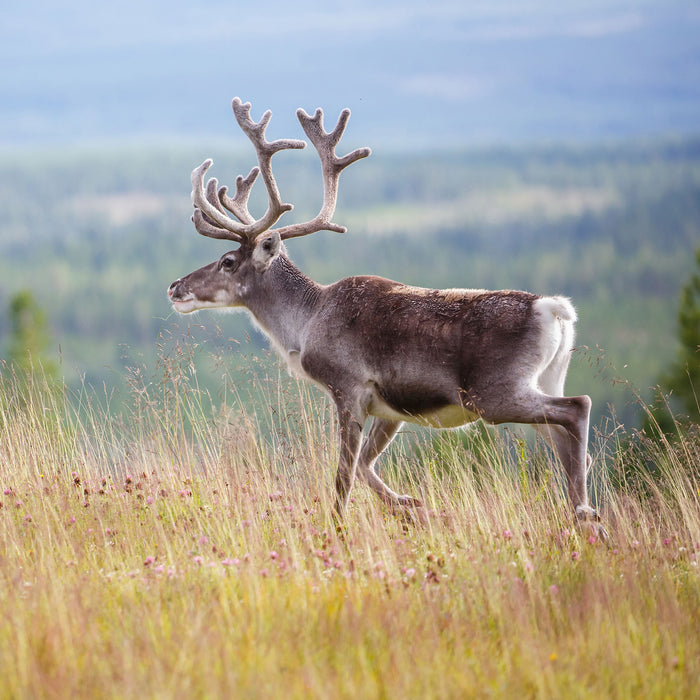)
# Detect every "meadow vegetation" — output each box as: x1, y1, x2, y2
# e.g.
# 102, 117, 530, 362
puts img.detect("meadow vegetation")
1, 135, 699, 697
0, 352, 698, 698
